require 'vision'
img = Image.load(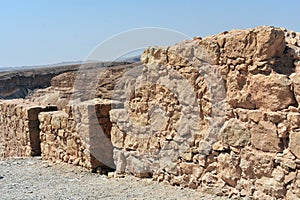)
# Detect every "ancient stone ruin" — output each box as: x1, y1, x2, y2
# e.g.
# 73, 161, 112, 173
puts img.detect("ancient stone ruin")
1, 26, 300, 199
